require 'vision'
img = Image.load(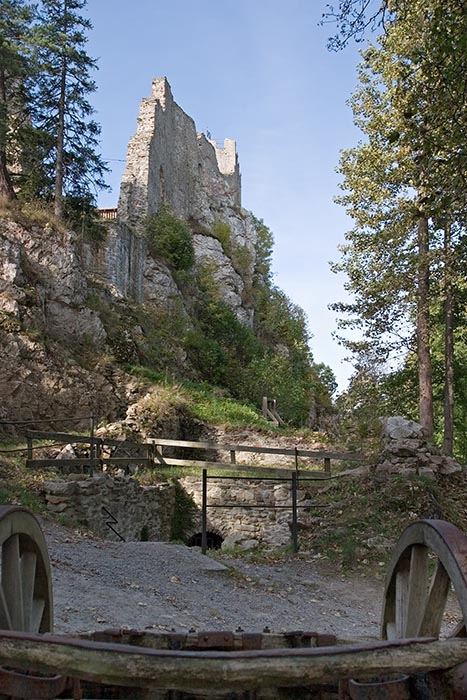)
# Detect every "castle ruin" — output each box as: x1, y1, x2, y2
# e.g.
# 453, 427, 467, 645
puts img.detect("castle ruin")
87, 77, 256, 325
